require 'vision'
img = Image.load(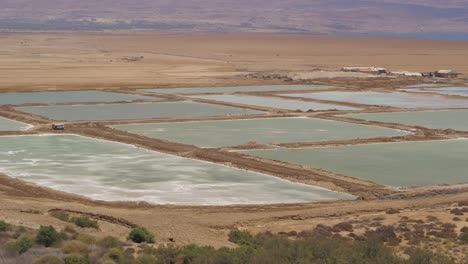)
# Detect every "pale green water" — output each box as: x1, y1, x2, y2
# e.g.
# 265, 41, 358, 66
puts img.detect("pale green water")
0, 117, 31, 131
241, 139, 468, 187
16, 102, 264, 121
0, 91, 155, 105
0, 135, 354, 205
282, 91, 468, 109
189, 95, 359, 111
403, 87, 468, 97
143, 85, 338, 94
113, 117, 408, 148
342, 110, 468, 131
